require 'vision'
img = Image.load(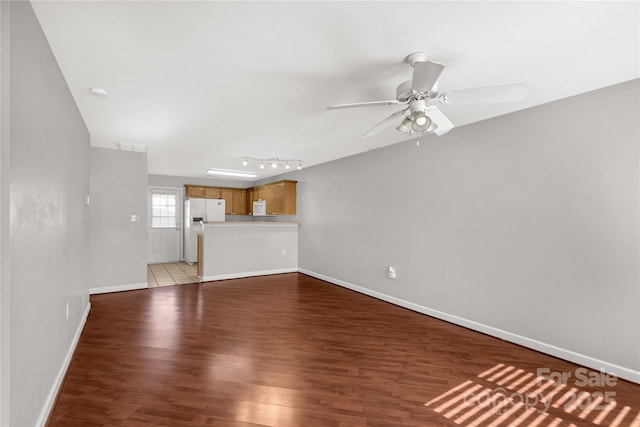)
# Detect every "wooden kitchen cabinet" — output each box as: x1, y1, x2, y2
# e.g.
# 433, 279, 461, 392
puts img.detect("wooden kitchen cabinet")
185, 185, 248, 215
186, 180, 296, 215
270, 184, 284, 214
185, 185, 205, 198
197, 234, 203, 277
273, 180, 296, 215
264, 184, 275, 212
248, 180, 297, 215
204, 187, 221, 199
232, 189, 248, 215
219, 188, 248, 215
185, 185, 221, 199
220, 189, 234, 214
